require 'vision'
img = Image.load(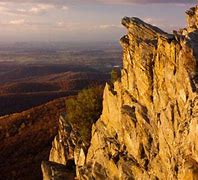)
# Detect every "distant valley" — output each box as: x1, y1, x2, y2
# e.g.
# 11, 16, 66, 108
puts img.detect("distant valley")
0, 42, 122, 179
0, 42, 121, 116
